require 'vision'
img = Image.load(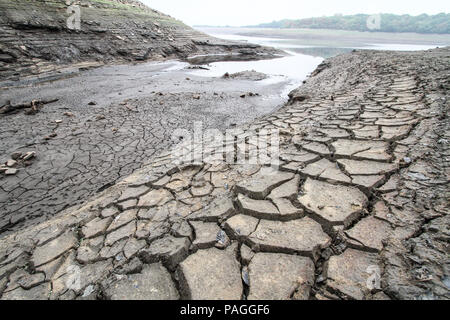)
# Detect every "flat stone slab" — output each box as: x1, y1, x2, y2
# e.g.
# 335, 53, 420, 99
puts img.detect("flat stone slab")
351, 175, 385, 189
81, 217, 112, 239
105, 221, 136, 246
77, 236, 104, 264
324, 249, 380, 300
235, 170, 294, 200
298, 178, 368, 227
177, 247, 243, 300
337, 159, 397, 176
191, 221, 222, 250
188, 196, 235, 222
52, 259, 113, 296
105, 263, 179, 300
302, 142, 331, 156
224, 214, 260, 240
248, 217, 331, 260
345, 216, 393, 252
107, 210, 137, 232
332, 140, 391, 161
237, 192, 303, 221
237, 194, 278, 219
140, 236, 190, 270
301, 158, 351, 183
31, 231, 78, 267
267, 174, 300, 200
191, 182, 214, 197
137, 189, 173, 208
118, 186, 149, 202
247, 253, 315, 300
